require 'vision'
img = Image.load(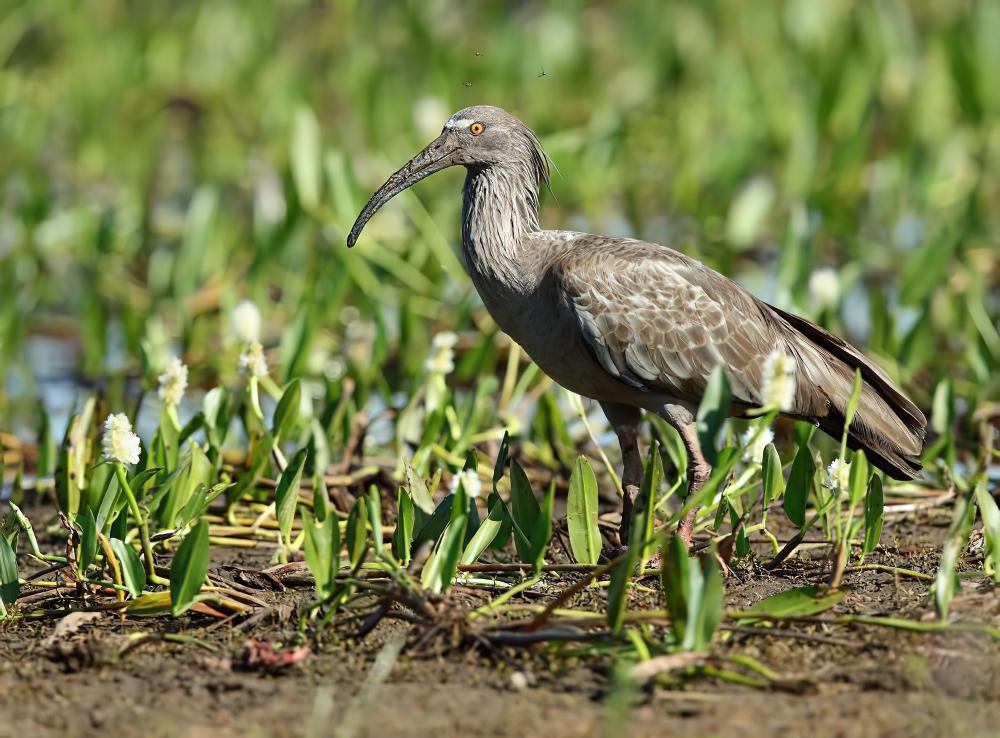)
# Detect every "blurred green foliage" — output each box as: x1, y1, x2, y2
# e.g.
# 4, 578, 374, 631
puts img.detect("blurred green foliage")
1, 0, 998, 438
